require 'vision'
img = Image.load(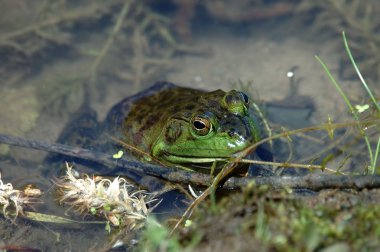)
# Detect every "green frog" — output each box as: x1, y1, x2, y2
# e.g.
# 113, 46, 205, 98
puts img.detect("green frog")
51, 81, 268, 173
